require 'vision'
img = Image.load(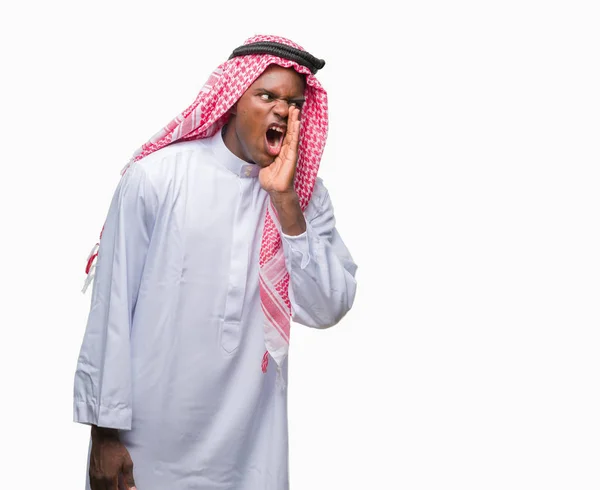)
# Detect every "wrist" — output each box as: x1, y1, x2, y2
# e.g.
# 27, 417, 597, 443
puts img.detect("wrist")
268, 189, 298, 207
269, 191, 306, 236
91, 425, 120, 441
